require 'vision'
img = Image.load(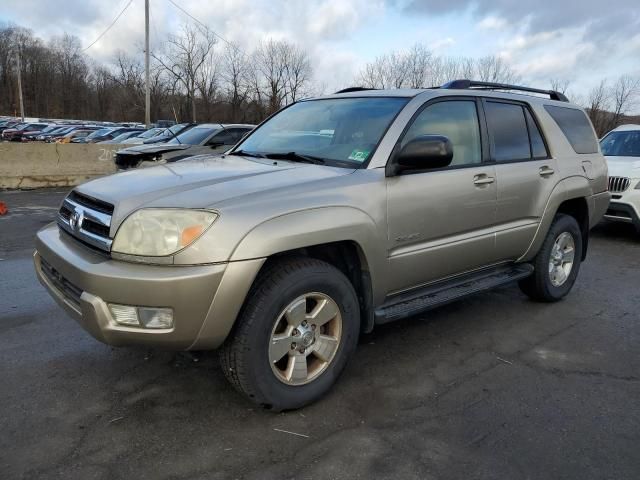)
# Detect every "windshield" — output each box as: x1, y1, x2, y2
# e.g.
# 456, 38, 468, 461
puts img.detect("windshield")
137, 128, 161, 138
168, 126, 218, 145
601, 130, 640, 157
86, 128, 113, 139
233, 97, 408, 166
